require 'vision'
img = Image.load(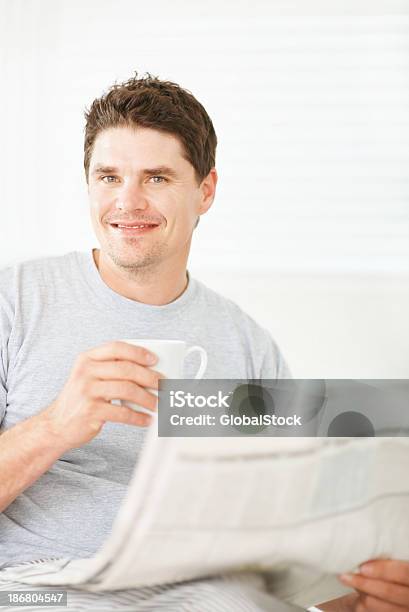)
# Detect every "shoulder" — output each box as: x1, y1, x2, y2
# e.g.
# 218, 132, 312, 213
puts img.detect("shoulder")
0, 251, 80, 310
194, 277, 291, 378
194, 277, 274, 347
0, 251, 79, 287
